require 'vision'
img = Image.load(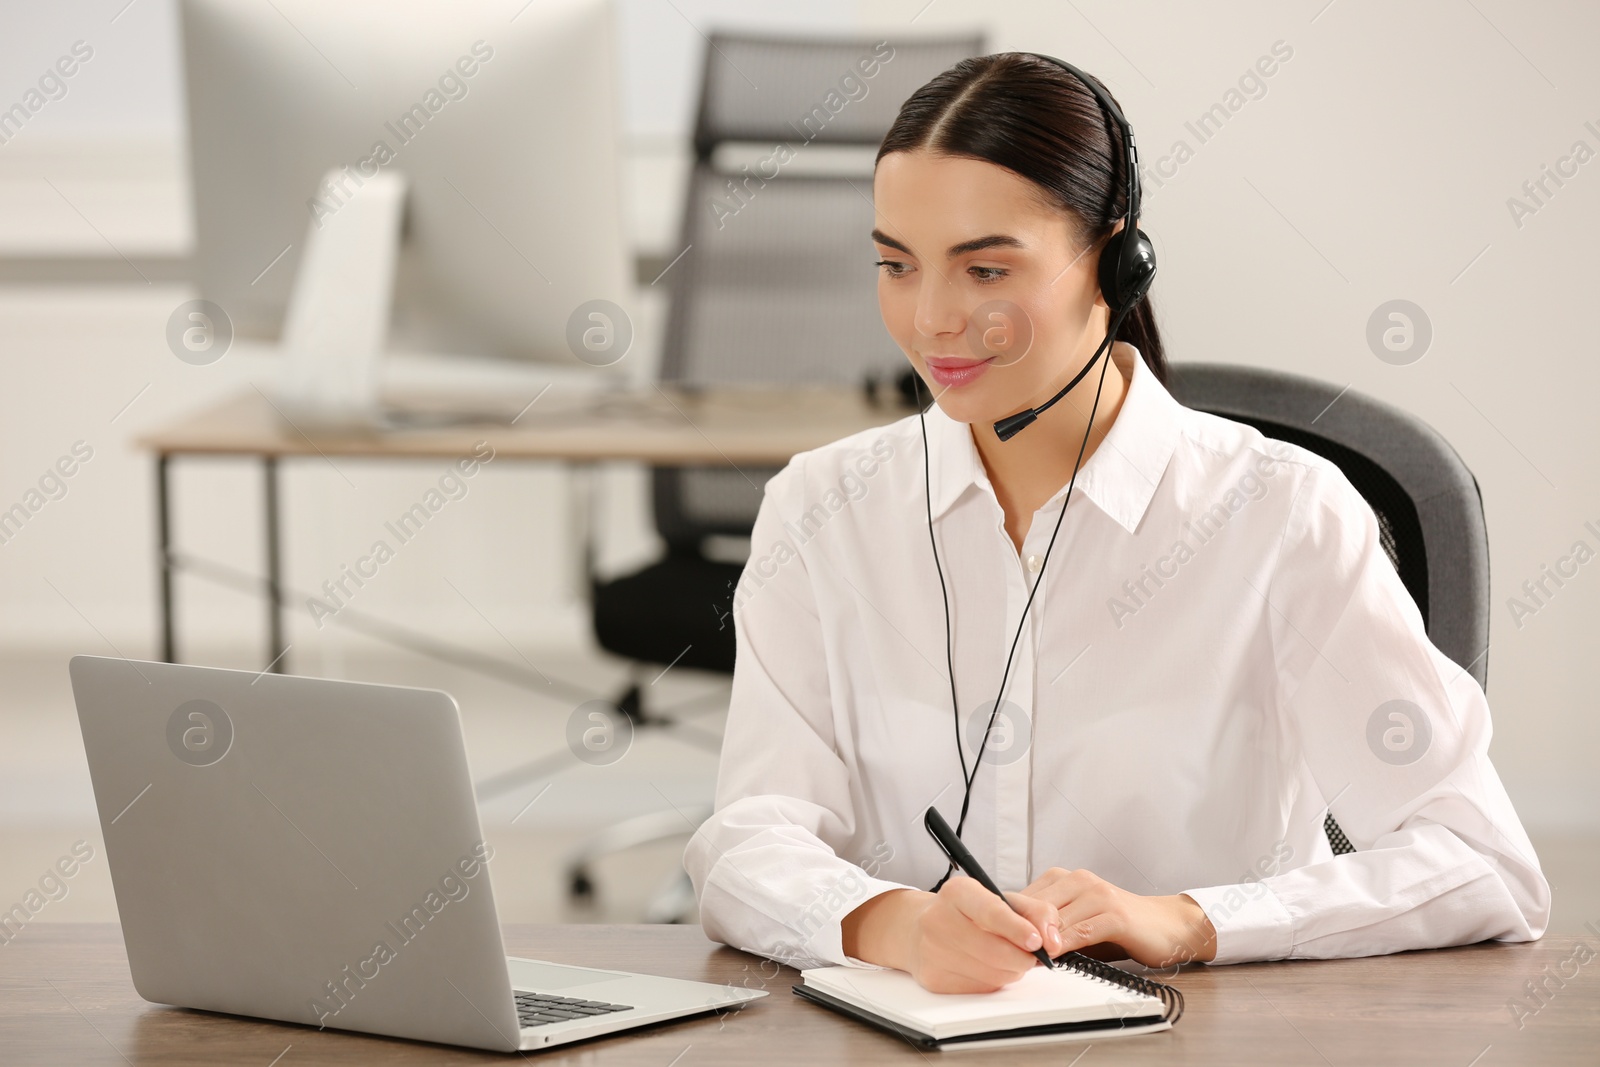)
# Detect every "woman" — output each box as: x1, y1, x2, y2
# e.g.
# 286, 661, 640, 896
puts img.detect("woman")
683, 52, 1548, 994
